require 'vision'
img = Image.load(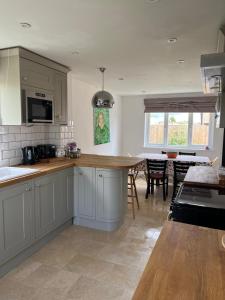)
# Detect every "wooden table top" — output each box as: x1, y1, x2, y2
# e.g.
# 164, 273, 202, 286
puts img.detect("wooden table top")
0, 154, 144, 188
132, 221, 225, 300
184, 166, 221, 189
